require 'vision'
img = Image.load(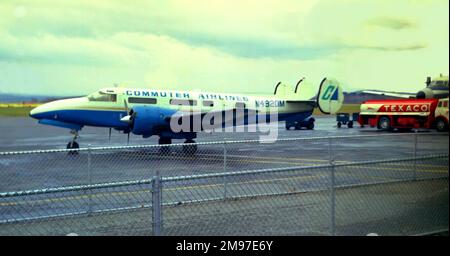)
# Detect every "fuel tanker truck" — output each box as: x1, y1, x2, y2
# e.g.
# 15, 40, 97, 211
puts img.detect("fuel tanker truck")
358, 98, 449, 132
